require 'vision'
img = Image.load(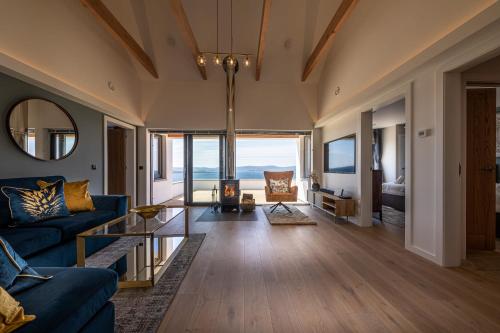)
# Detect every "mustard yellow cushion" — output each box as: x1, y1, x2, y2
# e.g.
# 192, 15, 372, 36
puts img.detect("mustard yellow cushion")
0, 287, 35, 333
37, 180, 95, 213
